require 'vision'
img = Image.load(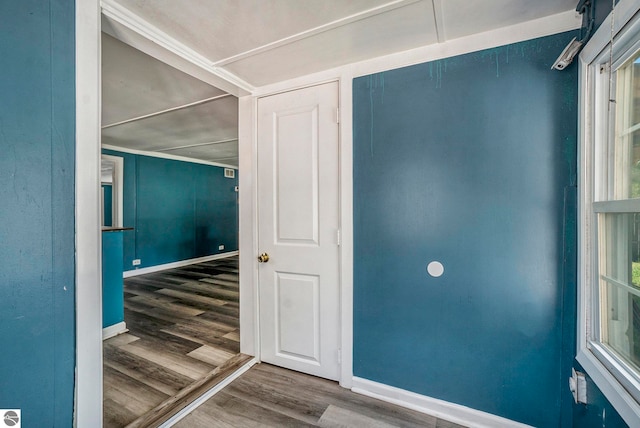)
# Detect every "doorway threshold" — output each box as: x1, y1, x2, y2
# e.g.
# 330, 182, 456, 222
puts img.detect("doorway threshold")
126, 354, 256, 428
